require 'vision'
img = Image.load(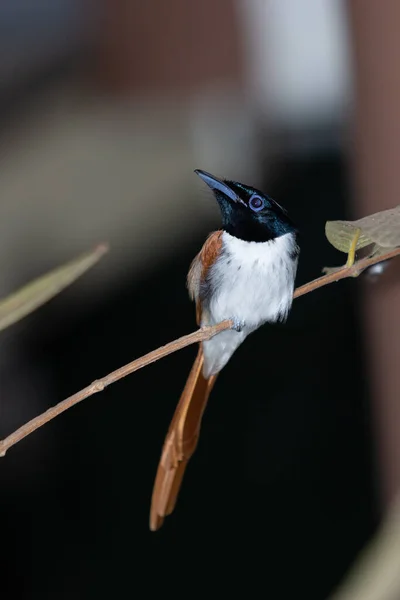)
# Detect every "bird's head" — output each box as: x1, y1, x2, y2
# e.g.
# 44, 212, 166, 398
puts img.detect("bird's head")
195, 169, 297, 243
